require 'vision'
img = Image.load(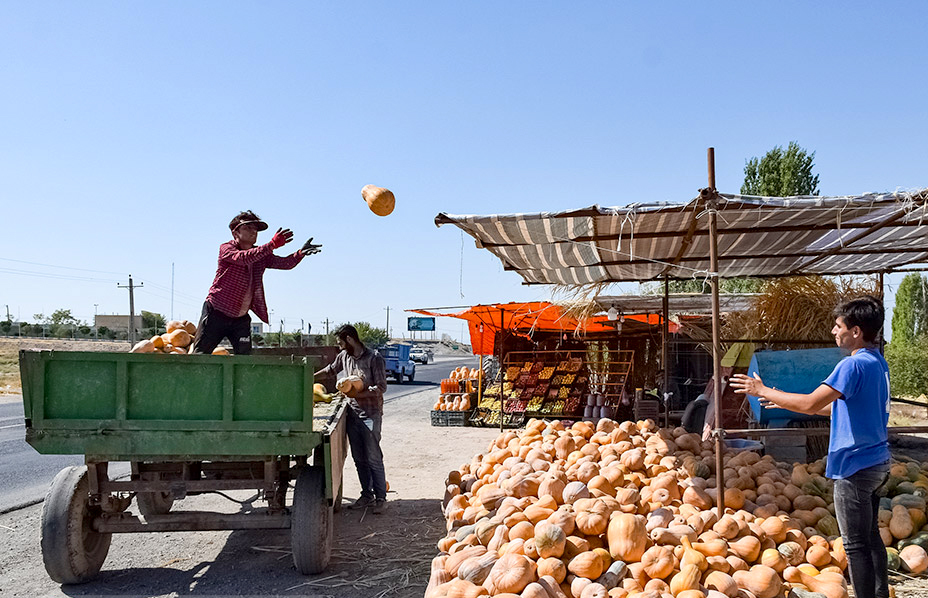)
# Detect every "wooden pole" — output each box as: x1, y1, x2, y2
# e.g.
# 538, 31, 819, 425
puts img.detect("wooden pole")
662, 277, 670, 428
500, 307, 505, 433
707, 147, 726, 517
